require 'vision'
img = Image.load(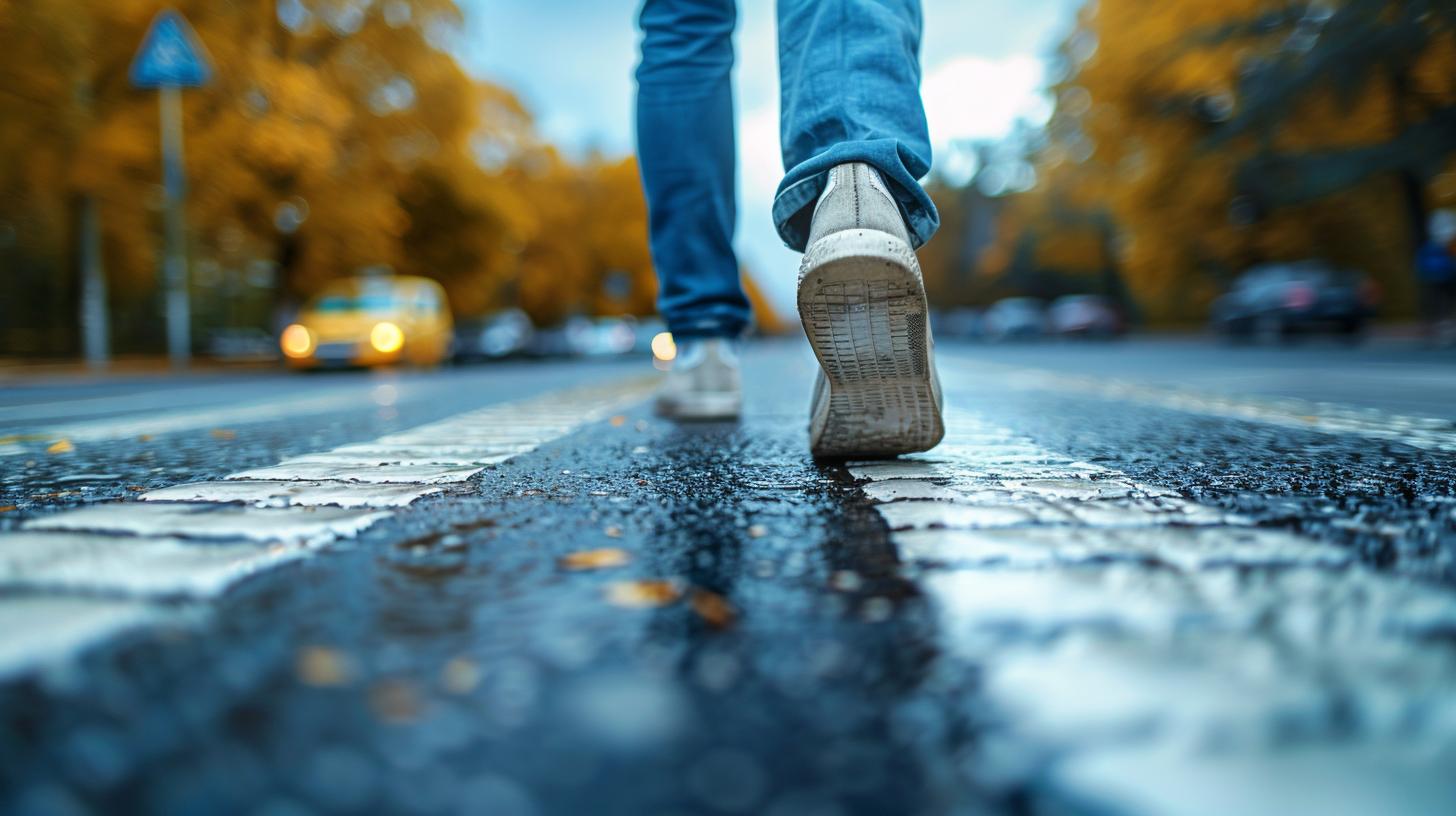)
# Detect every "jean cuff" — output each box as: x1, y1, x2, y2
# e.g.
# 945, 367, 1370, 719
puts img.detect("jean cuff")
772, 144, 939, 252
